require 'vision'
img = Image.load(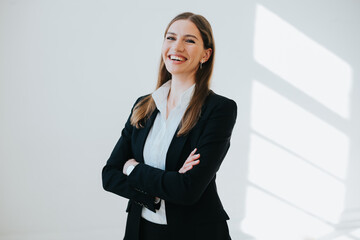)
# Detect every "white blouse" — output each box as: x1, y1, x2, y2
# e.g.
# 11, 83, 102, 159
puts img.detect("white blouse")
141, 80, 195, 225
